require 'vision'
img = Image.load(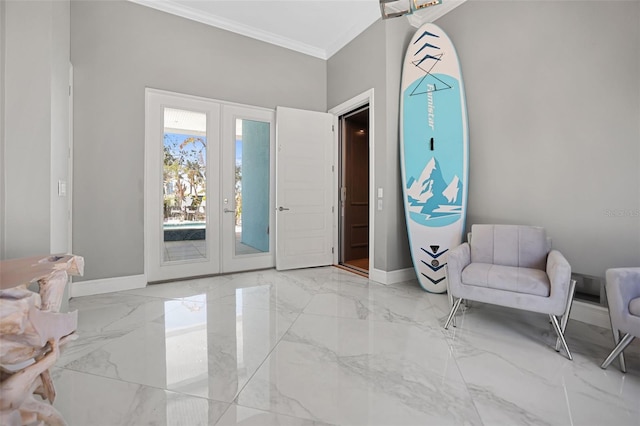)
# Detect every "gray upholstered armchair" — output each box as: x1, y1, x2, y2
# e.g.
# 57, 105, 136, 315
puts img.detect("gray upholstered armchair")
444, 224, 577, 359
601, 268, 640, 372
